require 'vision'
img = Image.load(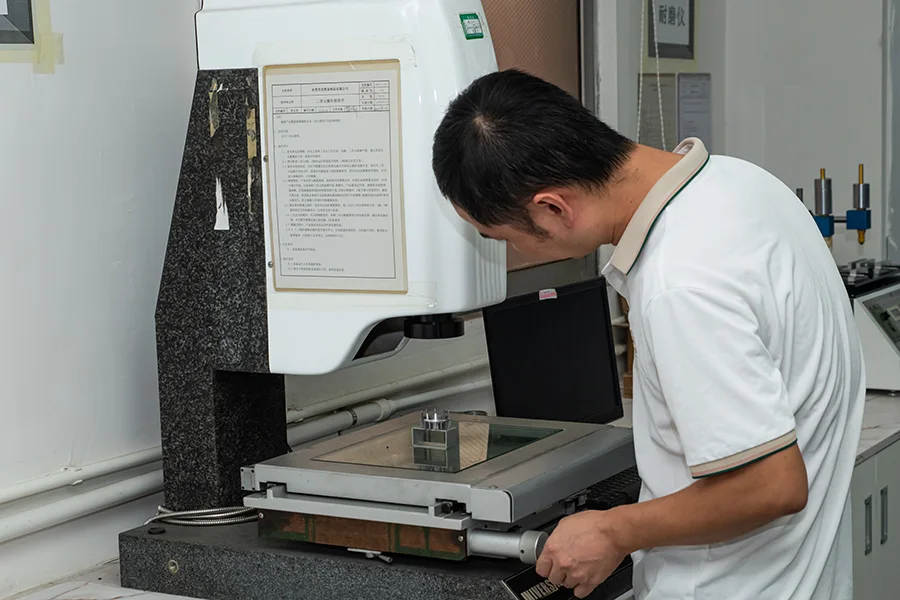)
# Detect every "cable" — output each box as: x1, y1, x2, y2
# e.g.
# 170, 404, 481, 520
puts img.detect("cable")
144, 505, 259, 527
636, 0, 646, 143
650, 0, 666, 150
637, 0, 668, 151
